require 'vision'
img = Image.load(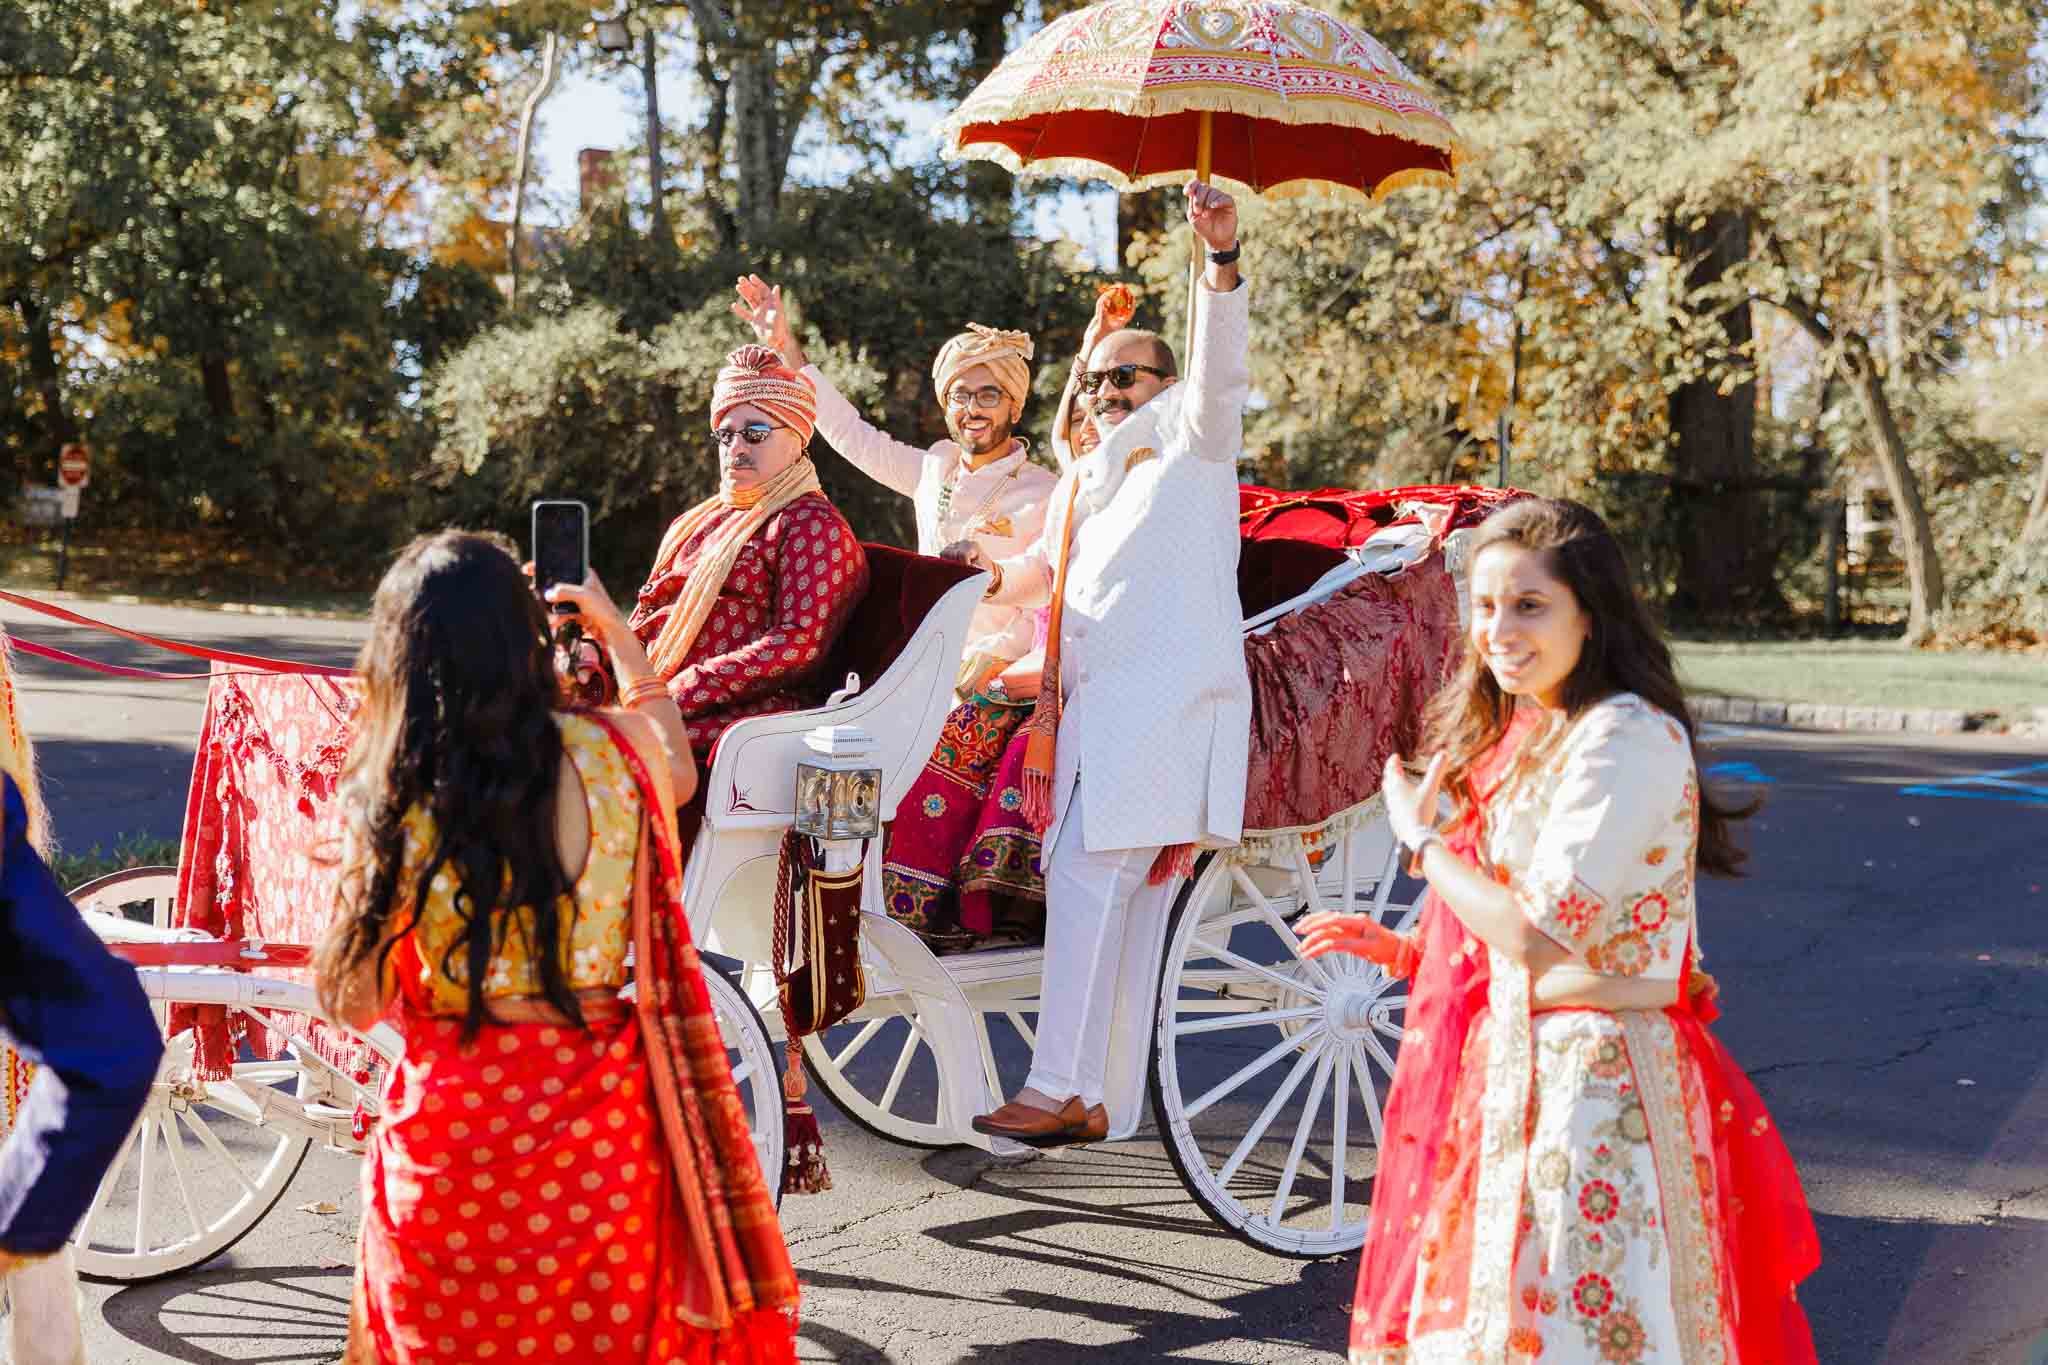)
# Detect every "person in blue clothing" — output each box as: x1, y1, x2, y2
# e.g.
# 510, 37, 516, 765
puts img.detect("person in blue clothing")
0, 633, 162, 1364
